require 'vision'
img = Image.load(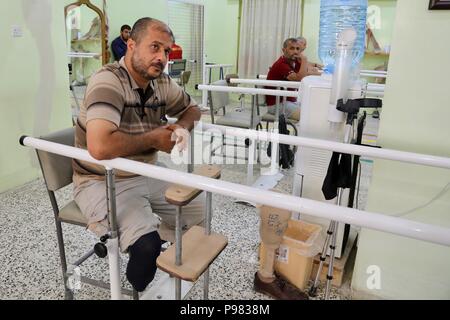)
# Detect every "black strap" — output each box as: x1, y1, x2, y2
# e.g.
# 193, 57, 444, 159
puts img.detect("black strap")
337, 98, 383, 114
